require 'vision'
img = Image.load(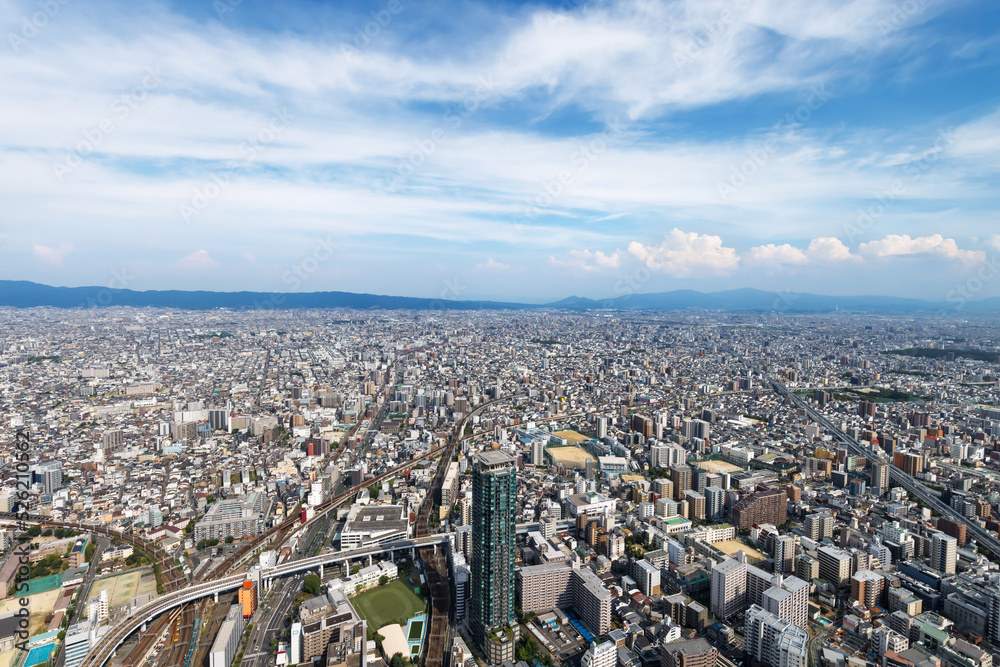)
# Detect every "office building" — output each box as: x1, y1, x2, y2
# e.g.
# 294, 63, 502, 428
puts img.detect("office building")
64, 621, 95, 667
470, 451, 519, 664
